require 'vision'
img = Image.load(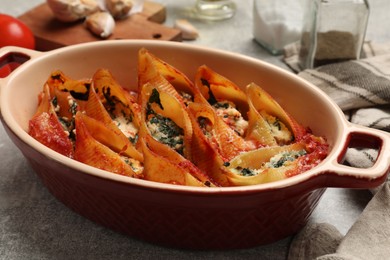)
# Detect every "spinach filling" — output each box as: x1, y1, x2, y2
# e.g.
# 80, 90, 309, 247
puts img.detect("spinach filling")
147, 88, 184, 155
231, 149, 307, 177
265, 150, 307, 168
51, 96, 77, 141
147, 114, 184, 155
